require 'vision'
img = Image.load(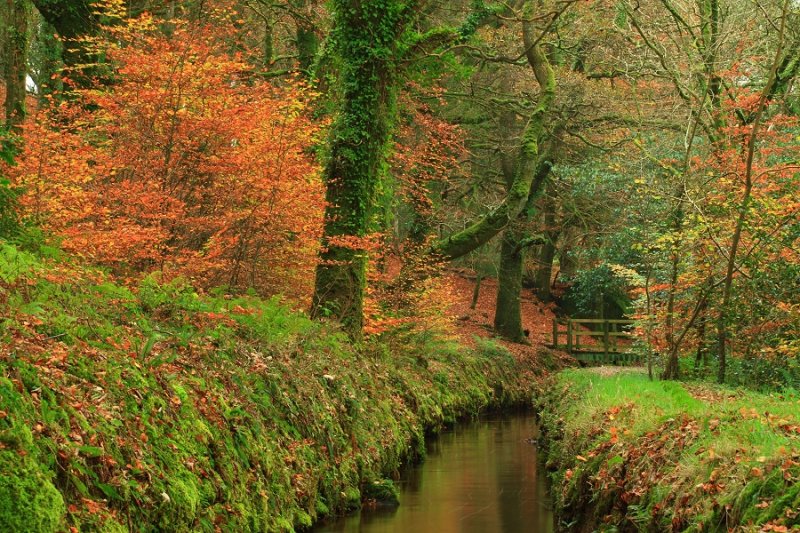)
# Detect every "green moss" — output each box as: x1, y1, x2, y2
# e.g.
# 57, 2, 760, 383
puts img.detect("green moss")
0, 242, 534, 531
315, 498, 329, 517
0, 437, 65, 533
342, 487, 361, 511
362, 479, 400, 506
